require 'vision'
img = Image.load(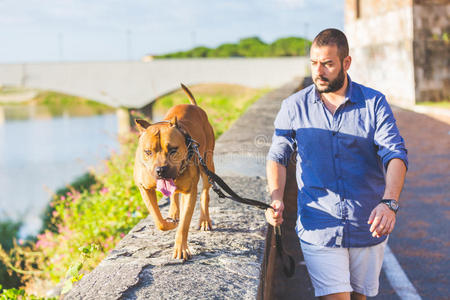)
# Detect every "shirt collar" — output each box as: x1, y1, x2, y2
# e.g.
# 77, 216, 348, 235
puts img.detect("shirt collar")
311, 74, 358, 104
